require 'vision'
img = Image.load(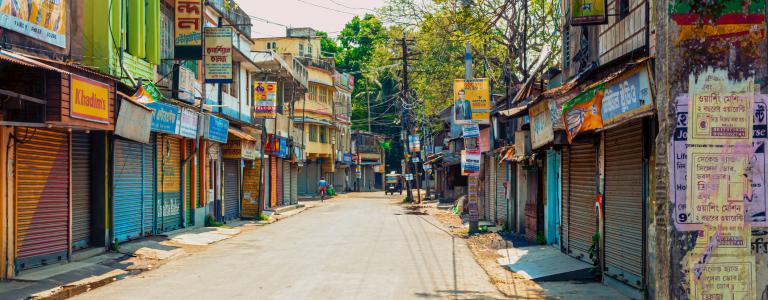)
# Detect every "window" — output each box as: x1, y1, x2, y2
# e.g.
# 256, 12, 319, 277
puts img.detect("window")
309, 125, 318, 142
563, 15, 570, 70
309, 85, 318, 102
266, 42, 271, 50
308, 45, 313, 57
319, 126, 327, 143
319, 87, 328, 103
299, 43, 305, 57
